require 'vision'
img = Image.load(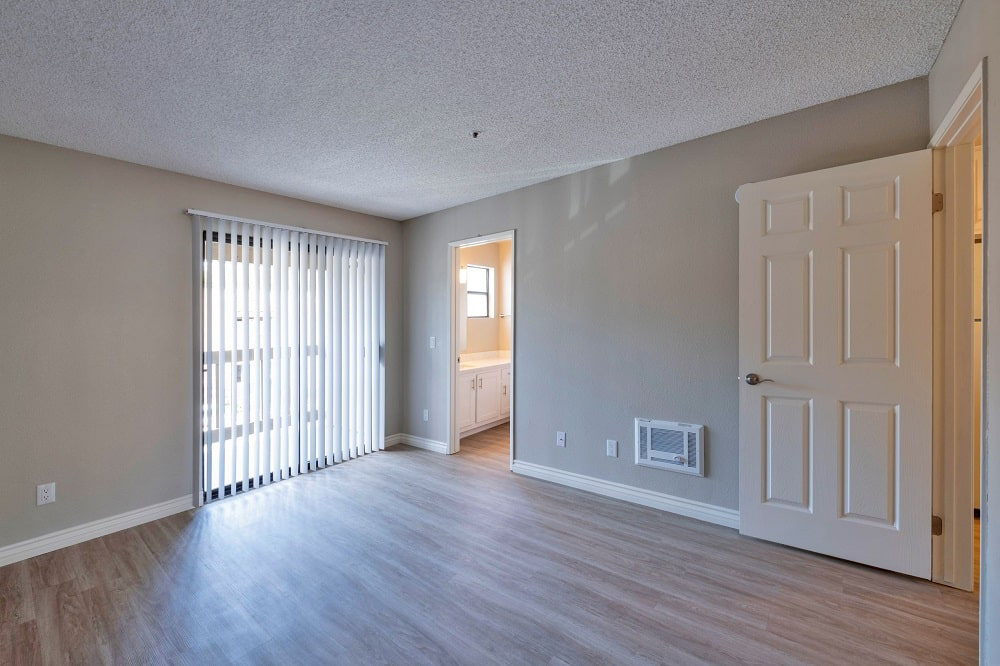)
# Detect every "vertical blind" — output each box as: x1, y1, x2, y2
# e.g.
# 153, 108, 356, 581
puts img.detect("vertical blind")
191, 214, 386, 503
